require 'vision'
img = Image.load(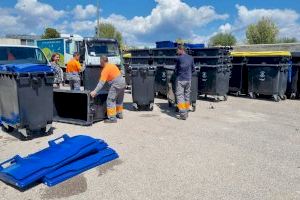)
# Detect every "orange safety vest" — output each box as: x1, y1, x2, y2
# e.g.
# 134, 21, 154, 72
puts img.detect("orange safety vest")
99, 63, 121, 82
66, 59, 81, 73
